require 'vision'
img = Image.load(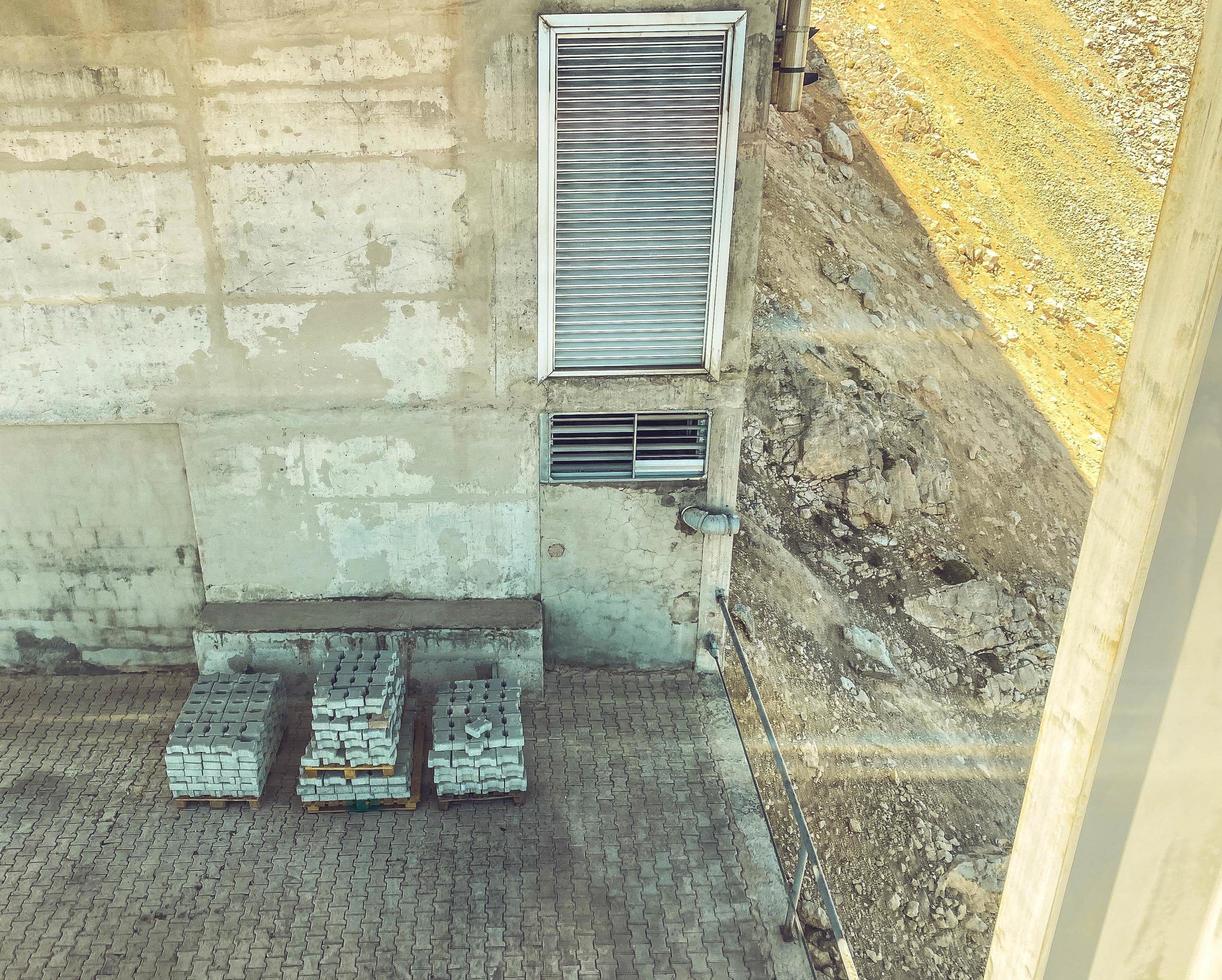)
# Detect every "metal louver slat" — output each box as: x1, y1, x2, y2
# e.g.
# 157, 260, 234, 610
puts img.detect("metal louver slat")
546, 412, 710, 481
541, 17, 743, 376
